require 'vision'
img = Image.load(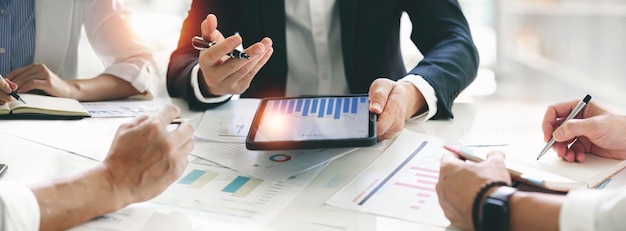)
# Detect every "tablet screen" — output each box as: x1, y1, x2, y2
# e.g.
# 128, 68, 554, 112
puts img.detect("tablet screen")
247, 95, 376, 150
